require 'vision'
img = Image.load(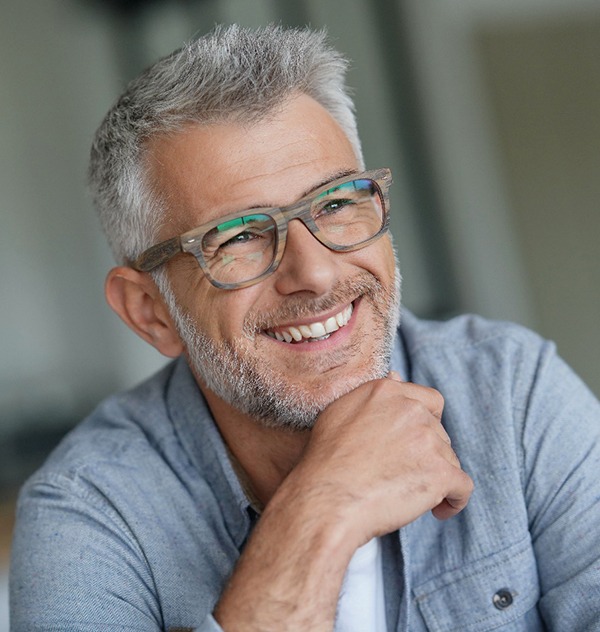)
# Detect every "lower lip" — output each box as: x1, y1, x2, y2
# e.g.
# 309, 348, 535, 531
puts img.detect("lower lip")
264, 298, 361, 352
